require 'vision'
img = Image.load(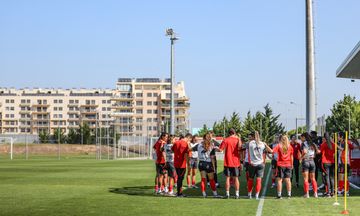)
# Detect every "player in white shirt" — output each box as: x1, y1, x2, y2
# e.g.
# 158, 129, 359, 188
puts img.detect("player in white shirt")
163, 135, 176, 196
187, 135, 199, 188
192, 133, 221, 198
247, 131, 273, 199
